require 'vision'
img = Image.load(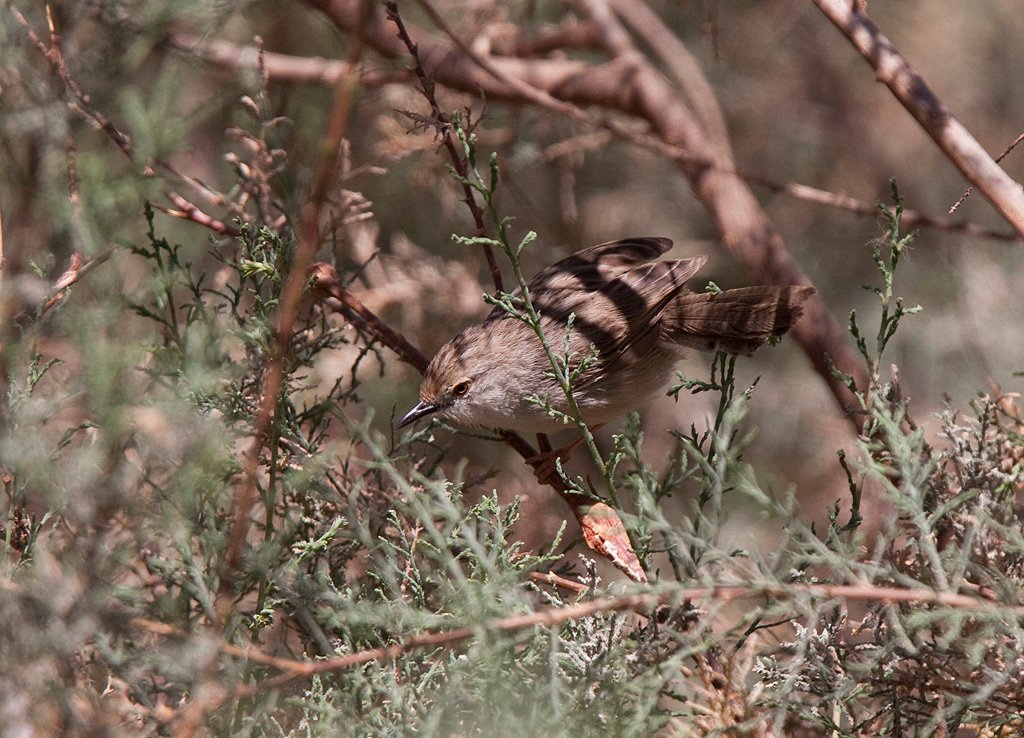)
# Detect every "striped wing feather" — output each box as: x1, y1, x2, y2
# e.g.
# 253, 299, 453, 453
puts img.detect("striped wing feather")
493, 238, 709, 382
